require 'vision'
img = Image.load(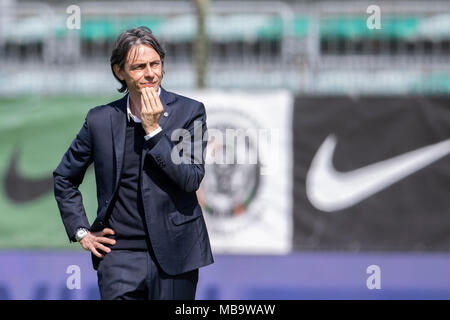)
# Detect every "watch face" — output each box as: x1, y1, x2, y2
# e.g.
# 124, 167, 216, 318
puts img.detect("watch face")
76, 229, 87, 240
